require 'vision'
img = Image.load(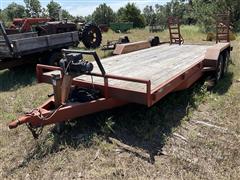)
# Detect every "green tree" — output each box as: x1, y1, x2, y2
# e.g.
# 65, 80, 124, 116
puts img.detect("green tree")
191, 0, 216, 32
155, 4, 168, 29
3, 2, 26, 21
143, 5, 157, 26
190, 0, 240, 32
41, 7, 48, 17
62, 9, 74, 20
117, 3, 146, 28
24, 0, 42, 17
46, 1, 74, 20
85, 15, 93, 22
47, 1, 61, 19
92, 3, 115, 25
213, 0, 240, 31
